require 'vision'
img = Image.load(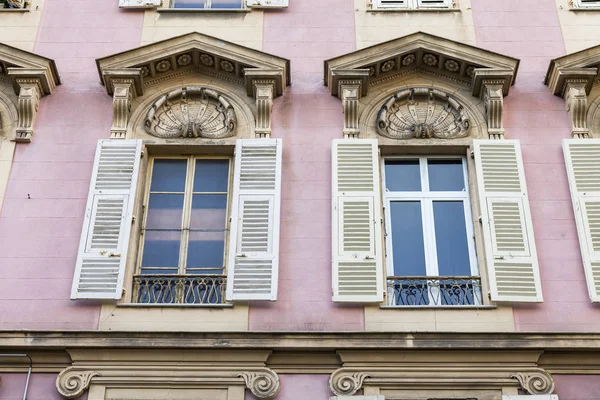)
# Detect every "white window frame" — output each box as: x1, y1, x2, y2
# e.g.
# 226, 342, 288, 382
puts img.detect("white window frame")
170, 0, 247, 9
574, 0, 600, 8
138, 155, 233, 277
375, 0, 454, 10
381, 155, 478, 279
